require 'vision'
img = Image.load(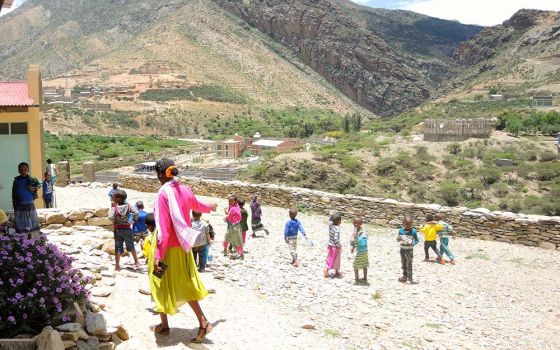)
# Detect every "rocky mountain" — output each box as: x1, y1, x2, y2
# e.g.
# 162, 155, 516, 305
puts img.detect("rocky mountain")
214, 0, 482, 116
0, 0, 368, 120
451, 9, 560, 96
